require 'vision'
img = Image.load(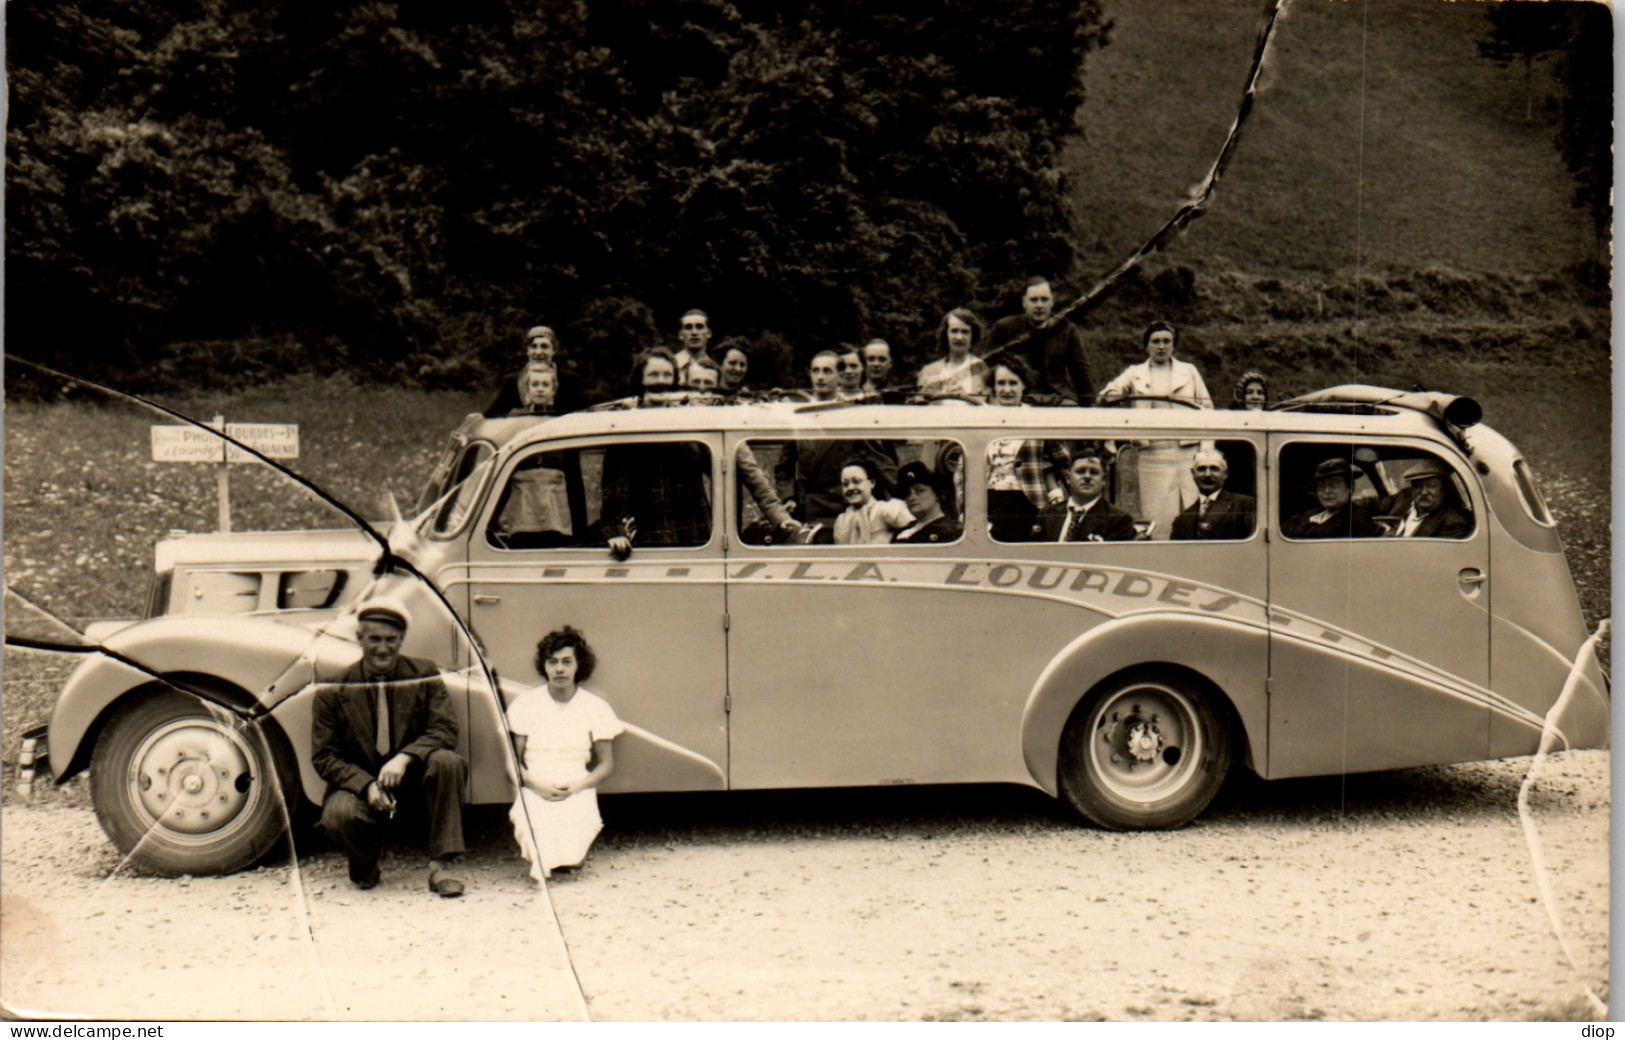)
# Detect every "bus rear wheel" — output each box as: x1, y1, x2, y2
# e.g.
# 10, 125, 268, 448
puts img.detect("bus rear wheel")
90, 687, 295, 876
1058, 671, 1232, 830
